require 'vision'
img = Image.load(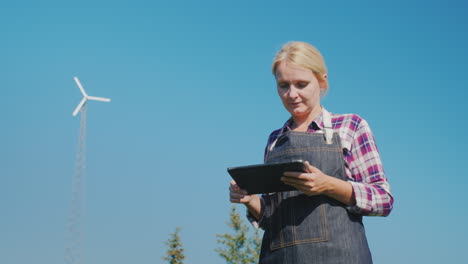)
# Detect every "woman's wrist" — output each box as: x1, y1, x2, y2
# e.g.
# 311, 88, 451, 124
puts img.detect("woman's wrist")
245, 194, 259, 209
244, 195, 261, 220
324, 176, 356, 206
